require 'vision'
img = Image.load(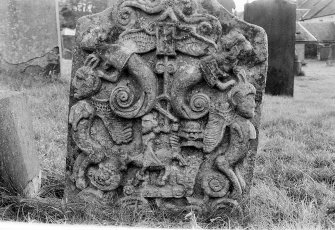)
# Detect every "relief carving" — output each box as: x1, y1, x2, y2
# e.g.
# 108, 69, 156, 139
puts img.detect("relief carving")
67, 0, 268, 217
